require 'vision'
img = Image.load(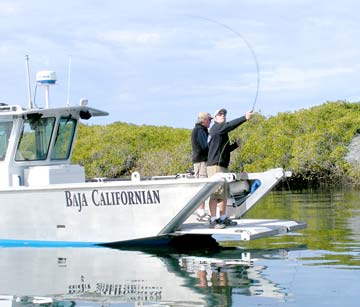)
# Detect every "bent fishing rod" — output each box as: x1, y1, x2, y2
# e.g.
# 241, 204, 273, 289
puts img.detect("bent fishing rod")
186, 15, 261, 166
186, 15, 260, 112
